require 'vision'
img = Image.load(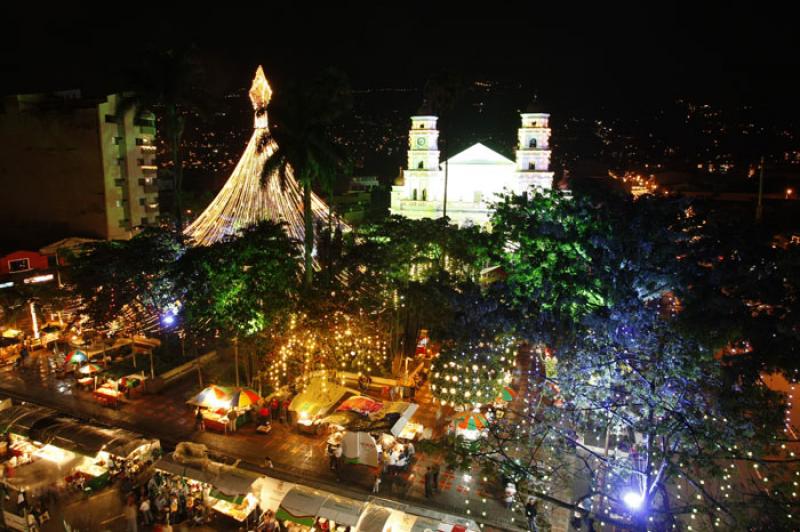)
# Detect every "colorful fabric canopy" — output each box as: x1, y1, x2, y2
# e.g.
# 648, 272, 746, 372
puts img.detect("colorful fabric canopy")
497, 386, 517, 402
228, 388, 260, 409
337, 396, 383, 416
78, 363, 103, 375
65, 350, 88, 365
191, 385, 231, 408
453, 412, 488, 431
